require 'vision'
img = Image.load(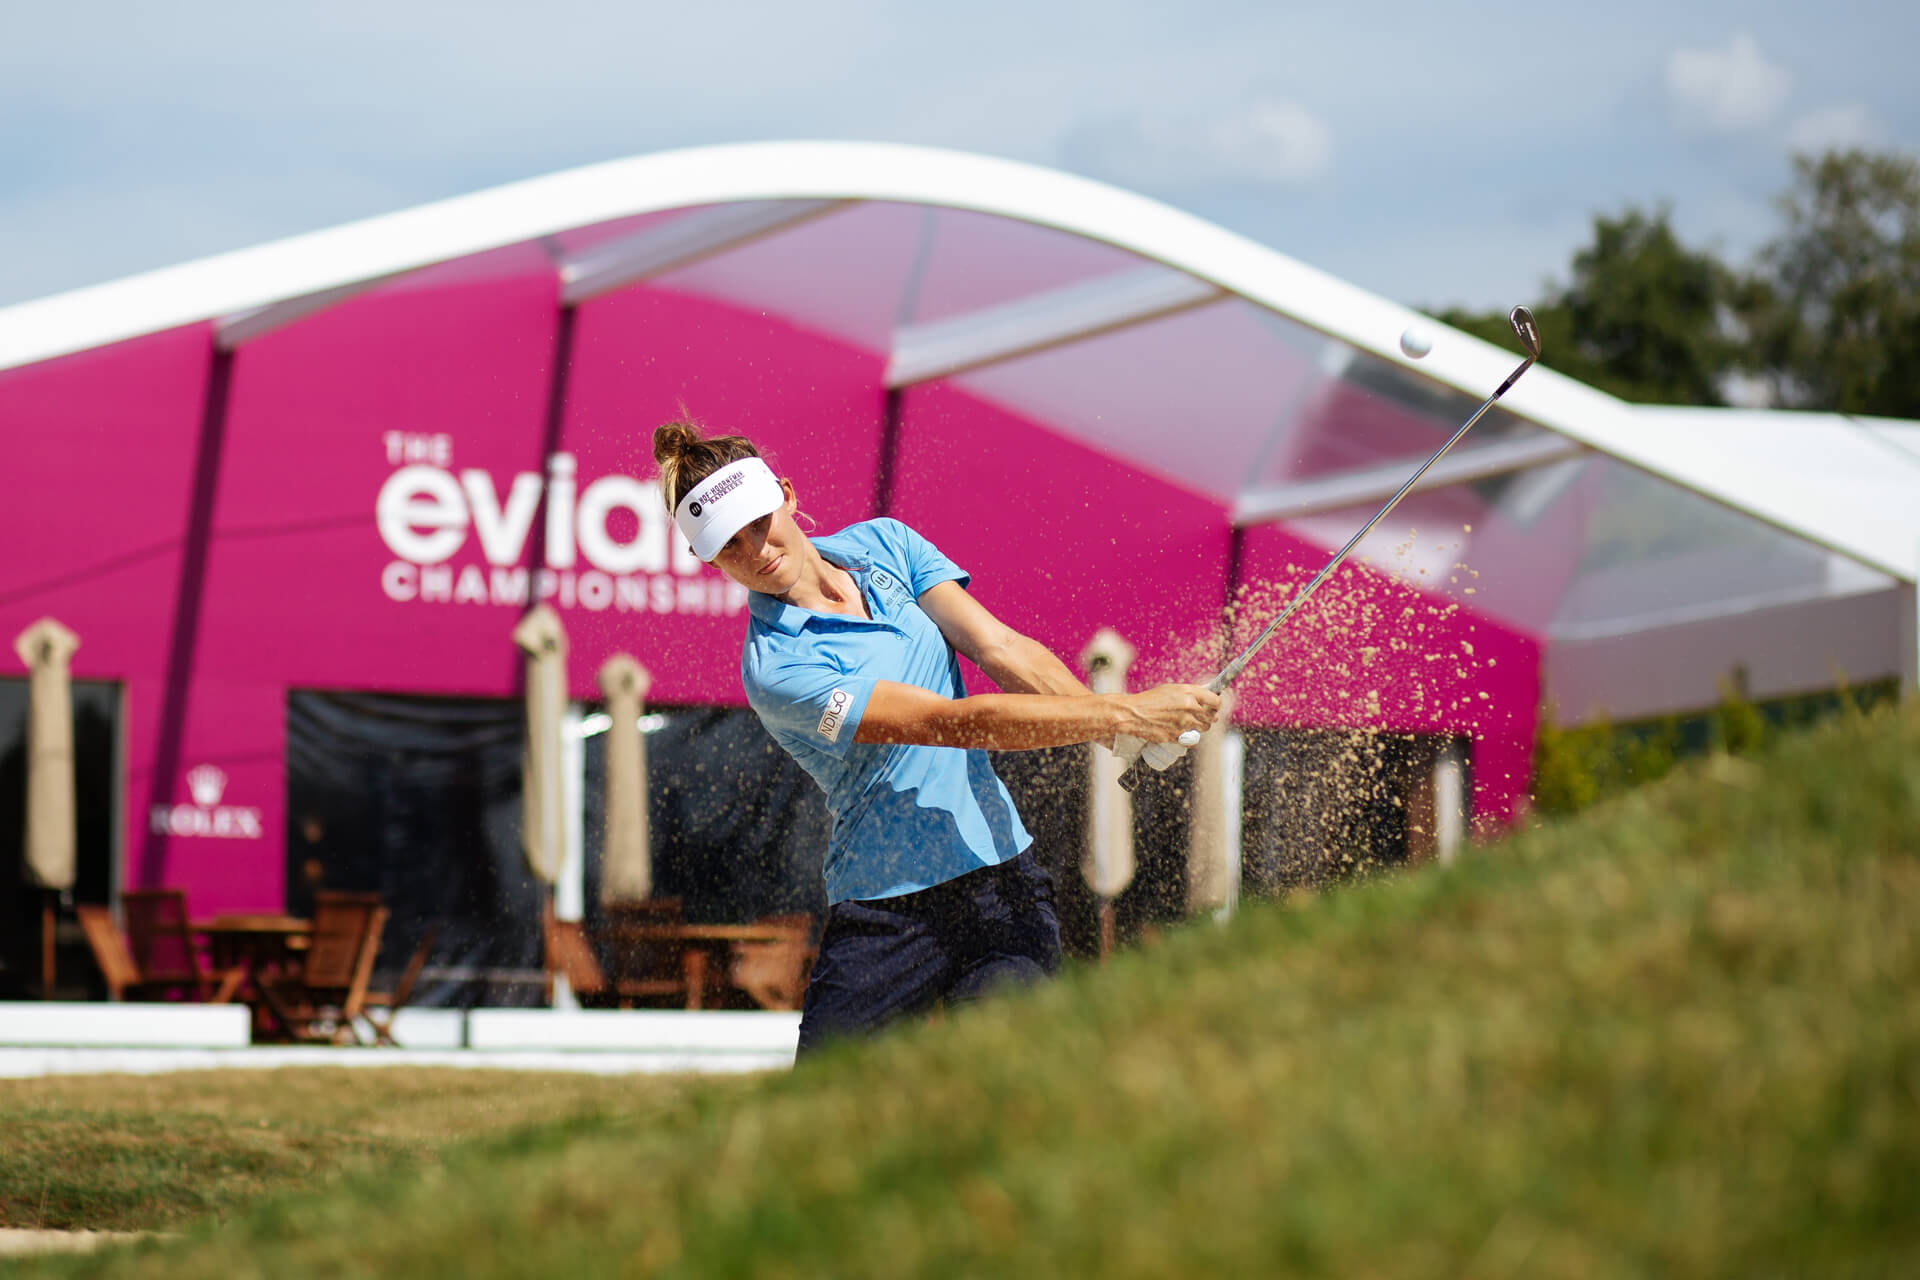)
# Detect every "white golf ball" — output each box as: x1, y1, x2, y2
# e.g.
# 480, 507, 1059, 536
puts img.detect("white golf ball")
1178, 730, 1201, 747
1399, 325, 1434, 359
